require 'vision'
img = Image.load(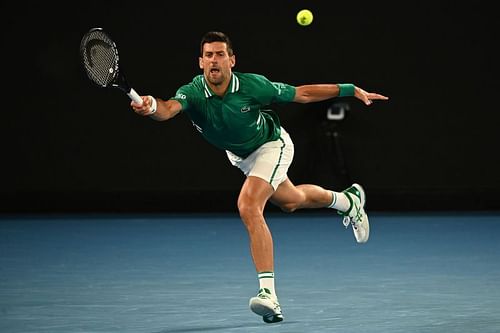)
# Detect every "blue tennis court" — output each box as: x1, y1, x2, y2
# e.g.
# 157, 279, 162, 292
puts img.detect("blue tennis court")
1, 212, 499, 332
